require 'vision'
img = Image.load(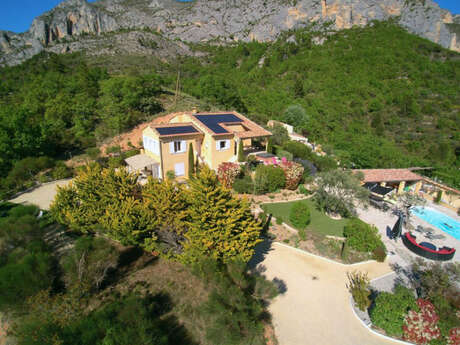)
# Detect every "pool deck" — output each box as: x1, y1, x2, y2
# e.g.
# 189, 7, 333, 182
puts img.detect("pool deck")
357, 201, 460, 267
